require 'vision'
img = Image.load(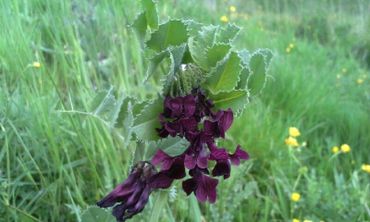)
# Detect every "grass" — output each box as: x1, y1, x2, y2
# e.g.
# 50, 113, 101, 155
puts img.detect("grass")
1, 0, 369, 221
